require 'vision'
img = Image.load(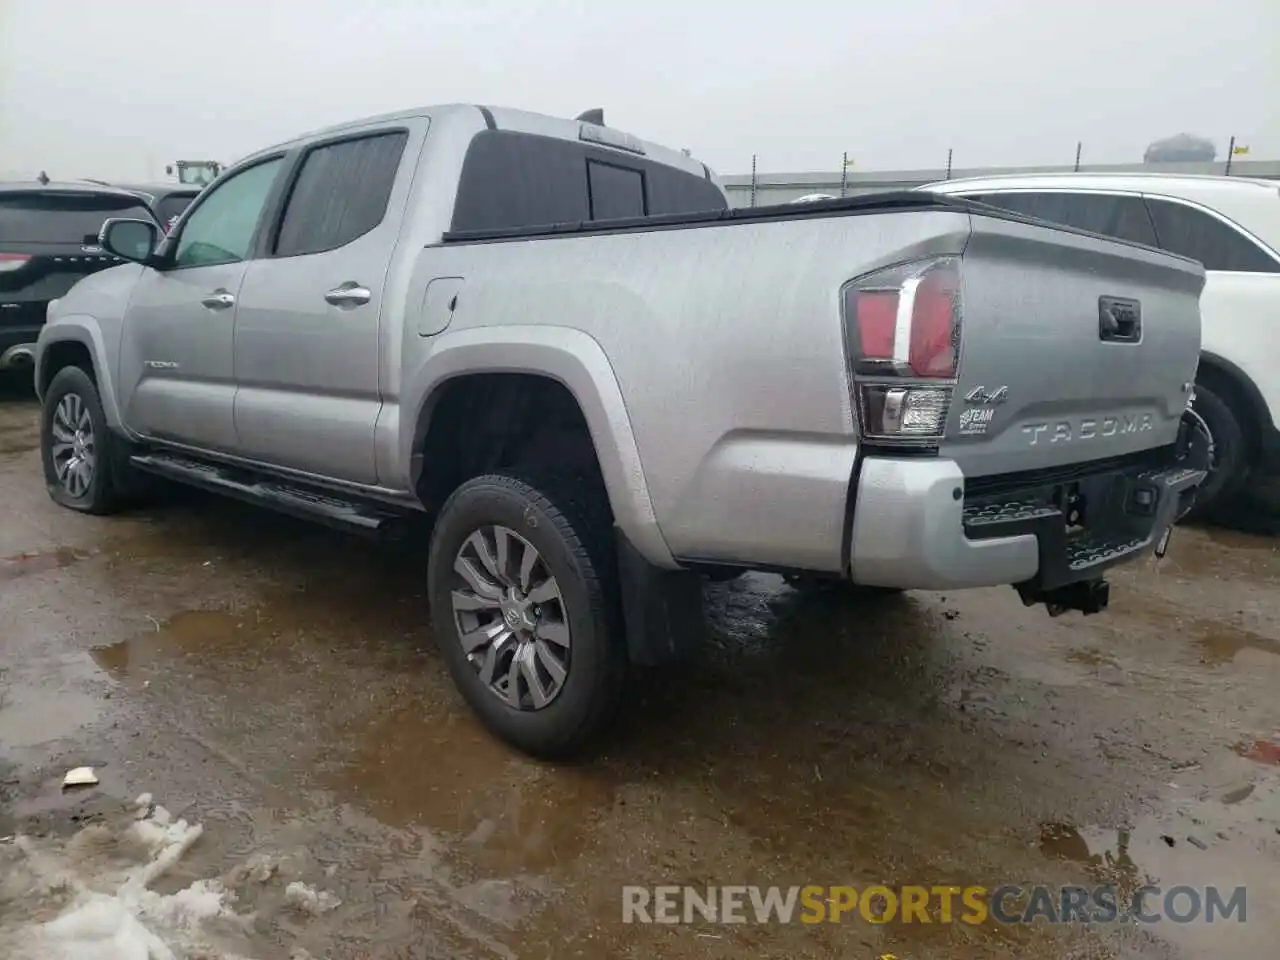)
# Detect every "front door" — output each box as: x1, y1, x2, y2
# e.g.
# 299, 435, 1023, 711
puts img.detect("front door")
118, 157, 285, 451
232, 126, 417, 485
